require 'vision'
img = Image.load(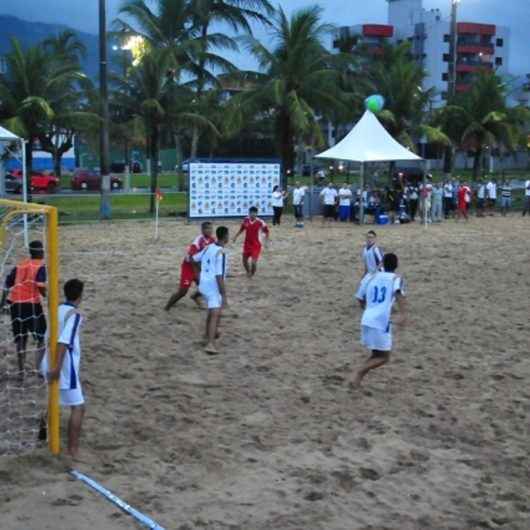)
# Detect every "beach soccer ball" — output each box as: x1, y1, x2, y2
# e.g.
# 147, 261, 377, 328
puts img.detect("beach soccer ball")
365, 94, 385, 113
